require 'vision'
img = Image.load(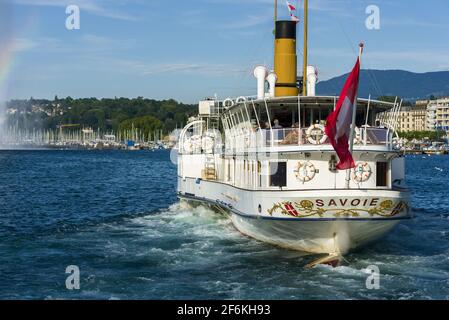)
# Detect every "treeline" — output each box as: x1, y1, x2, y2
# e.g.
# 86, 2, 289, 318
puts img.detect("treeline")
5, 97, 197, 135
378, 96, 412, 106
398, 131, 446, 141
